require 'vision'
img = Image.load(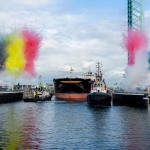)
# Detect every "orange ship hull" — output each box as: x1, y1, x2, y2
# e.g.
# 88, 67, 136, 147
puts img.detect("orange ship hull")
55, 93, 88, 102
